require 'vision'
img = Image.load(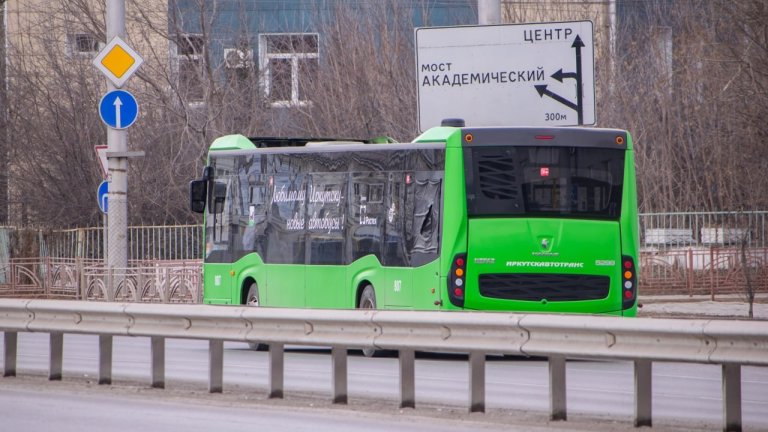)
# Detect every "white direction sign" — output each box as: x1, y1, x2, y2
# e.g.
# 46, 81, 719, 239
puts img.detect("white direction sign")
416, 21, 595, 131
